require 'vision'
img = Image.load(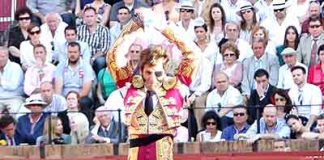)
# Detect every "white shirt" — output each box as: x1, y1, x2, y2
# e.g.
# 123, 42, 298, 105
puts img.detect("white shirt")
40, 21, 68, 51
176, 19, 196, 41
220, 0, 241, 23
189, 57, 212, 96
288, 83, 322, 119
277, 62, 307, 90
237, 39, 254, 62
105, 85, 129, 123
261, 14, 301, 47
205, 85, 243, 118
254, 0, 276, 23
197, 130, 223, 142
198, 39, 220, 67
